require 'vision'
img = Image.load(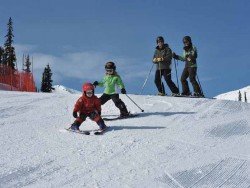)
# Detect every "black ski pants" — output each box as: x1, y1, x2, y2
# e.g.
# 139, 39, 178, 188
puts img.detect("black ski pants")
181, 67, 201, 94
154, 68, 179, 94
99, 93, 128, 115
